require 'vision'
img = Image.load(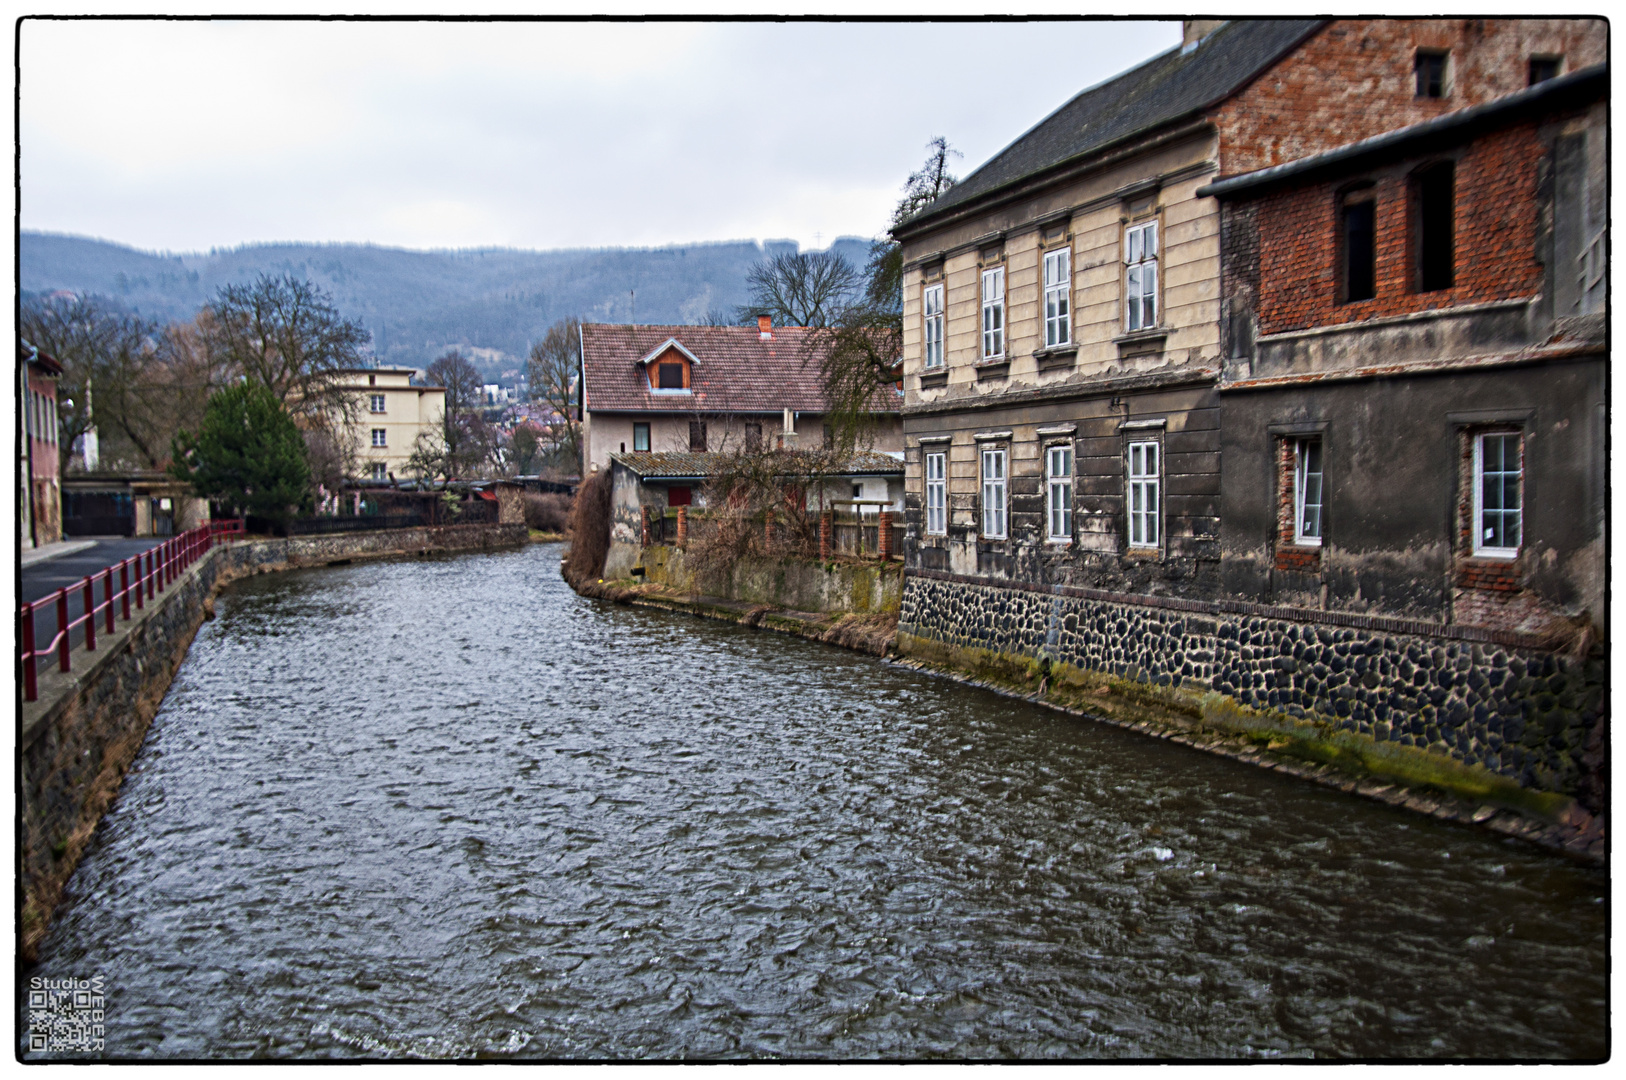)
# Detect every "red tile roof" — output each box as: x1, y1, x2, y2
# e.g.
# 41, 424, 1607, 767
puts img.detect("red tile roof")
581, 323, 900, 415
